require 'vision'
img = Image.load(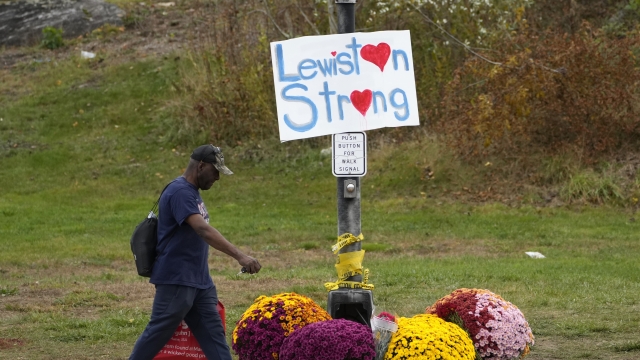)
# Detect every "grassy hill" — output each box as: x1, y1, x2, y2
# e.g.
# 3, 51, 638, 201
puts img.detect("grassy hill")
1, 1, 640, 359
